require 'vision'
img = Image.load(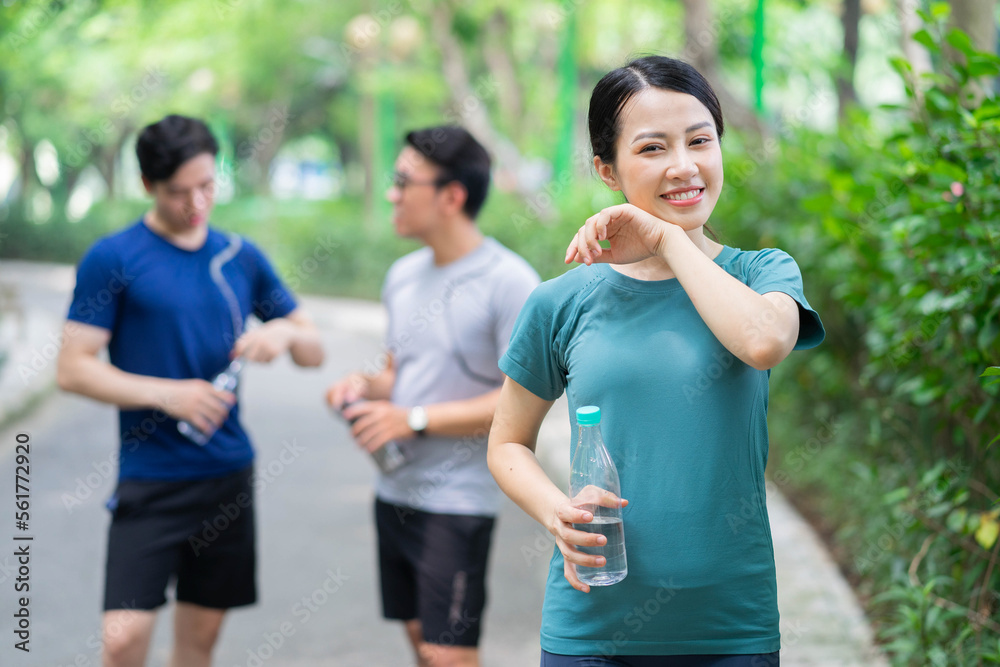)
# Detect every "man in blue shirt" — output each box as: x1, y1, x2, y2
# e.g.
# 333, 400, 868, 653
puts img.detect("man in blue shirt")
56, 115, 324, 667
